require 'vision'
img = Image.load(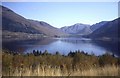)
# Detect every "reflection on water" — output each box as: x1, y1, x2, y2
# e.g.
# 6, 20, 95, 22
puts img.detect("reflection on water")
2, 37, 119, 56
